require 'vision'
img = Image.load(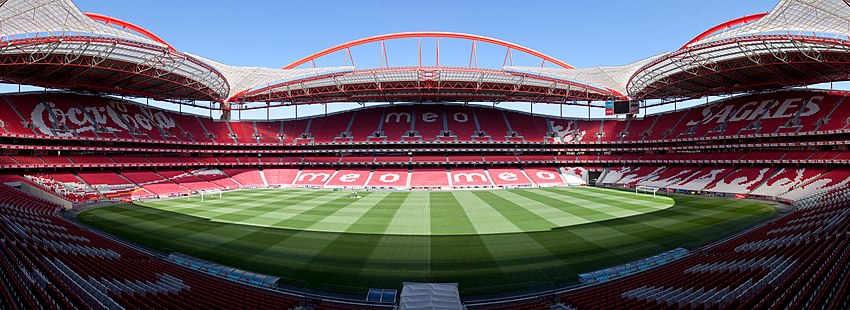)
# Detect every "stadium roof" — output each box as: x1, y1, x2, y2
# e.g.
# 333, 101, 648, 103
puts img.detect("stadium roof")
1, 0, 849, 108
510, 0, 850, 101
505, 54, 666, 97
0, 0, 353, 106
